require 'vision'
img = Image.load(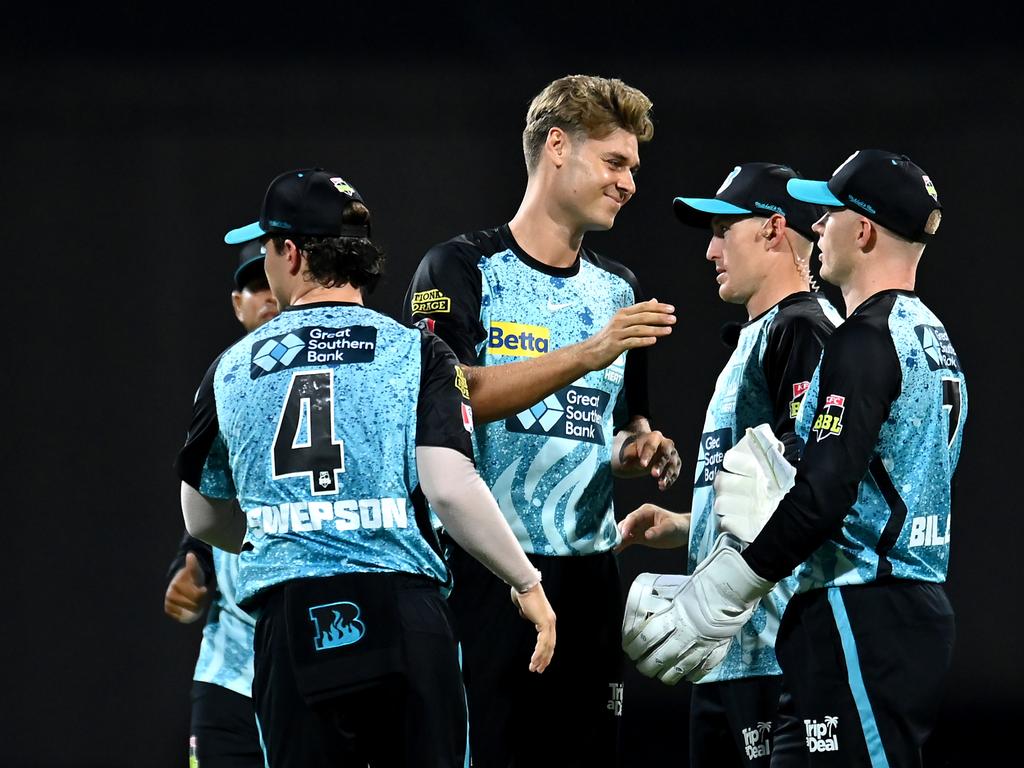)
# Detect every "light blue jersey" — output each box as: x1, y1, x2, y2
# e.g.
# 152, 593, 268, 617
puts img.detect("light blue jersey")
193, 548, 255, 696
689, 293, 840, 682
404, 225, 650, 556
178, 303, 475, 606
